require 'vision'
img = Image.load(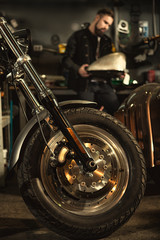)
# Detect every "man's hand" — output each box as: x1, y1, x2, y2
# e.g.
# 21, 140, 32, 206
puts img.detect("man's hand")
78, 64, 90, 77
